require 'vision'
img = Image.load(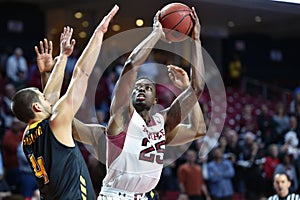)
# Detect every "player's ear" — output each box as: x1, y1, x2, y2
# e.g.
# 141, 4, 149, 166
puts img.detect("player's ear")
154, 97, 158, 104
32, 102, 42, 112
